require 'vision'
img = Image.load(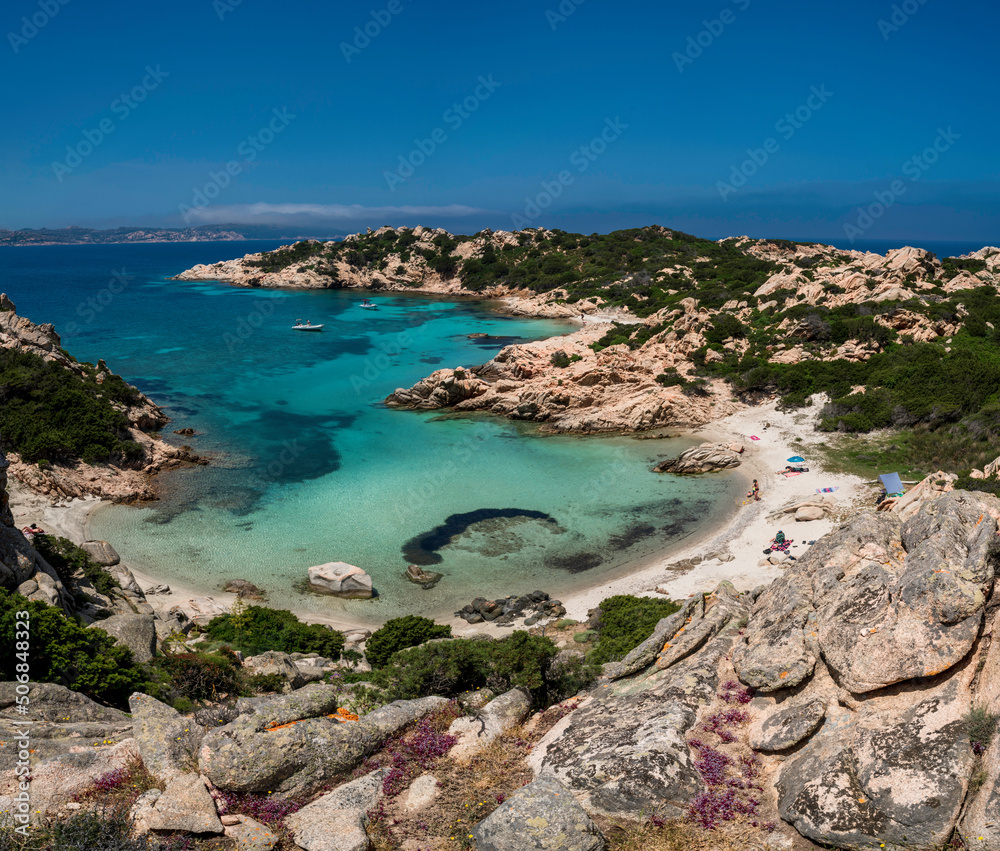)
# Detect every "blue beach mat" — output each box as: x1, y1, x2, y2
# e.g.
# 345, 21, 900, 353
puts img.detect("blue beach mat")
878, 472, 905, 496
